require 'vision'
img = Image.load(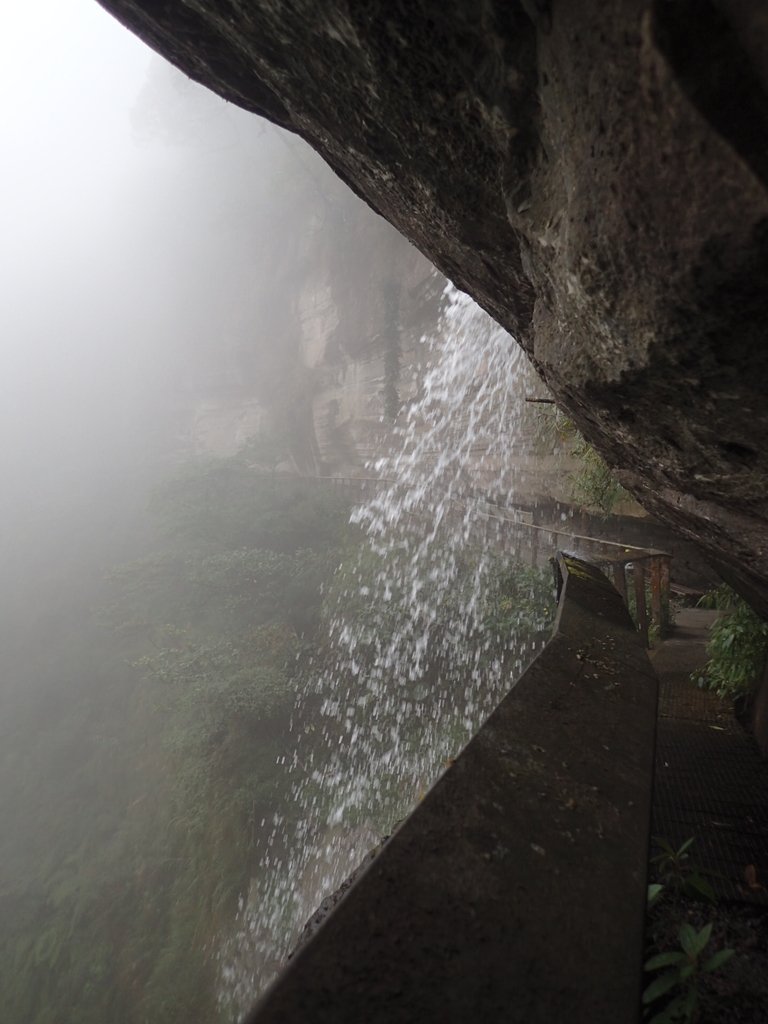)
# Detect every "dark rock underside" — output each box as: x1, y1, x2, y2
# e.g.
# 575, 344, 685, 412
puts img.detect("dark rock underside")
98, 0, 768, 613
